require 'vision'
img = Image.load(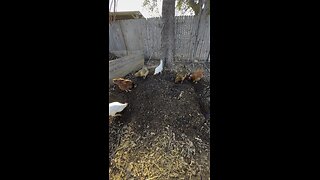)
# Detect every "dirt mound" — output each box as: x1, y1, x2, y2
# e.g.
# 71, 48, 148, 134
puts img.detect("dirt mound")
109, 70, 210, 179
